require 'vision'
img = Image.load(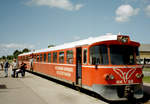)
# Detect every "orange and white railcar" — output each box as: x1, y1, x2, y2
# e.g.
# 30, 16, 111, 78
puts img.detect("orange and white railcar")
18, 34, 143, 101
